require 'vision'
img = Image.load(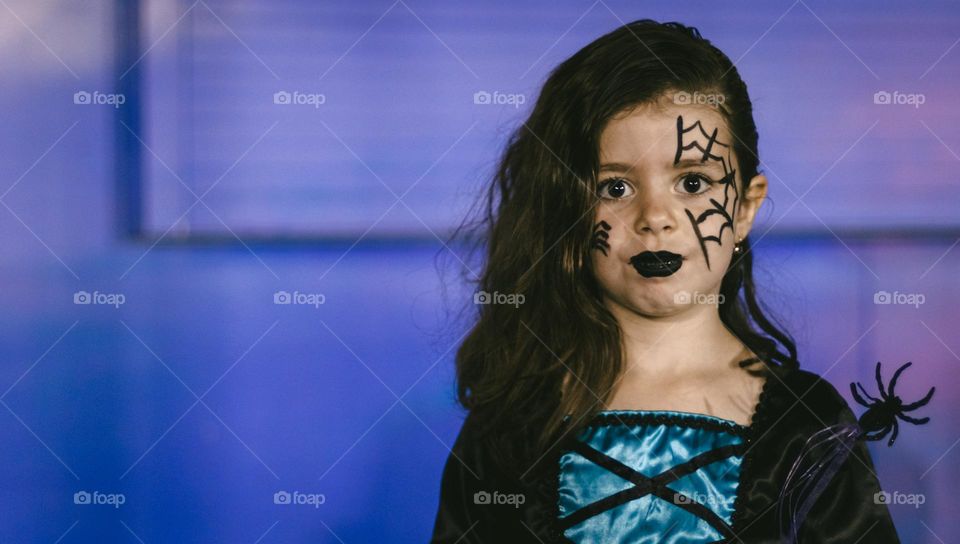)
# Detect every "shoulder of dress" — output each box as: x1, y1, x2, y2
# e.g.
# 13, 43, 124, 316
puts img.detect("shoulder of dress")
764, 366, 855, 427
